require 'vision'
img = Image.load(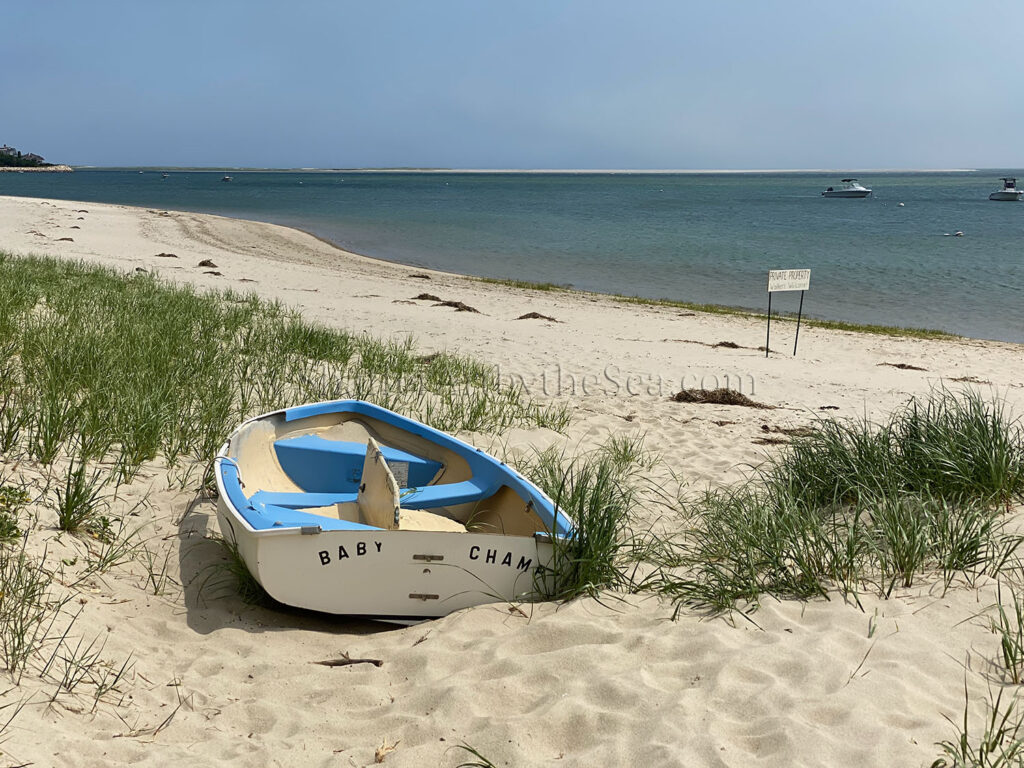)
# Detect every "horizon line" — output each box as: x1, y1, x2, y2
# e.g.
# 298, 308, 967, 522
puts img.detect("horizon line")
72, 166, 988, 174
